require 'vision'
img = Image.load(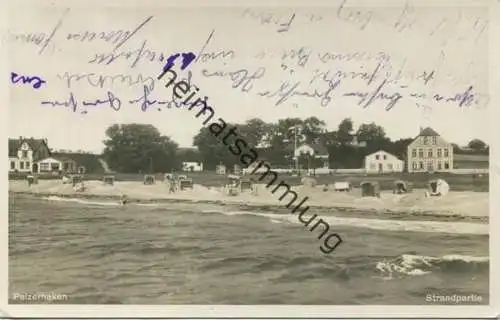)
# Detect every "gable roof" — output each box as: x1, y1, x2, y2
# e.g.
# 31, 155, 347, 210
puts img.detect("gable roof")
8, 137, 51, 158
365, 150, 401, 160
288, 143, 329, 156
418, 127, 440, 137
